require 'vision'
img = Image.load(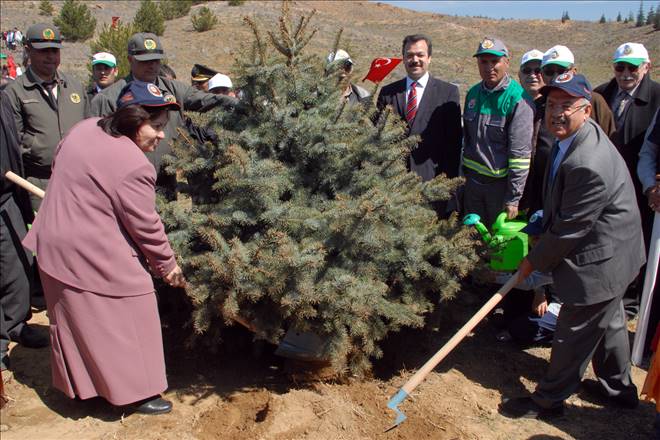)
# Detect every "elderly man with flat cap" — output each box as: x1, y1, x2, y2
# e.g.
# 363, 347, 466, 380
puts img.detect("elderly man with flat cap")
500, 72, 644, 419
4, 23, 88, 210
462, 37, 534, 228
90, 33, 238, 197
